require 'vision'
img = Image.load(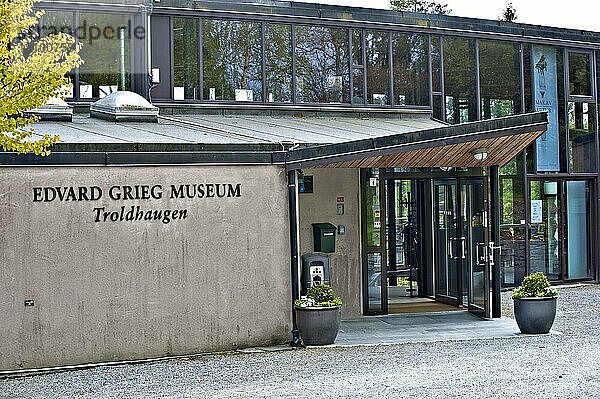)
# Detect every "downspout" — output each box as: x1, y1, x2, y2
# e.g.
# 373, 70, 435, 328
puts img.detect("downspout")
287, 169, 302, 346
